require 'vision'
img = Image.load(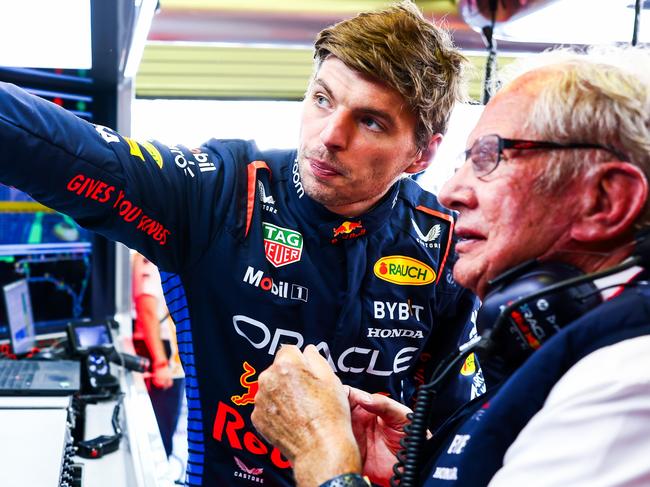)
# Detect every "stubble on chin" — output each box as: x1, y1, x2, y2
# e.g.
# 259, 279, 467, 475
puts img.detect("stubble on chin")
302, 176, 338, 206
